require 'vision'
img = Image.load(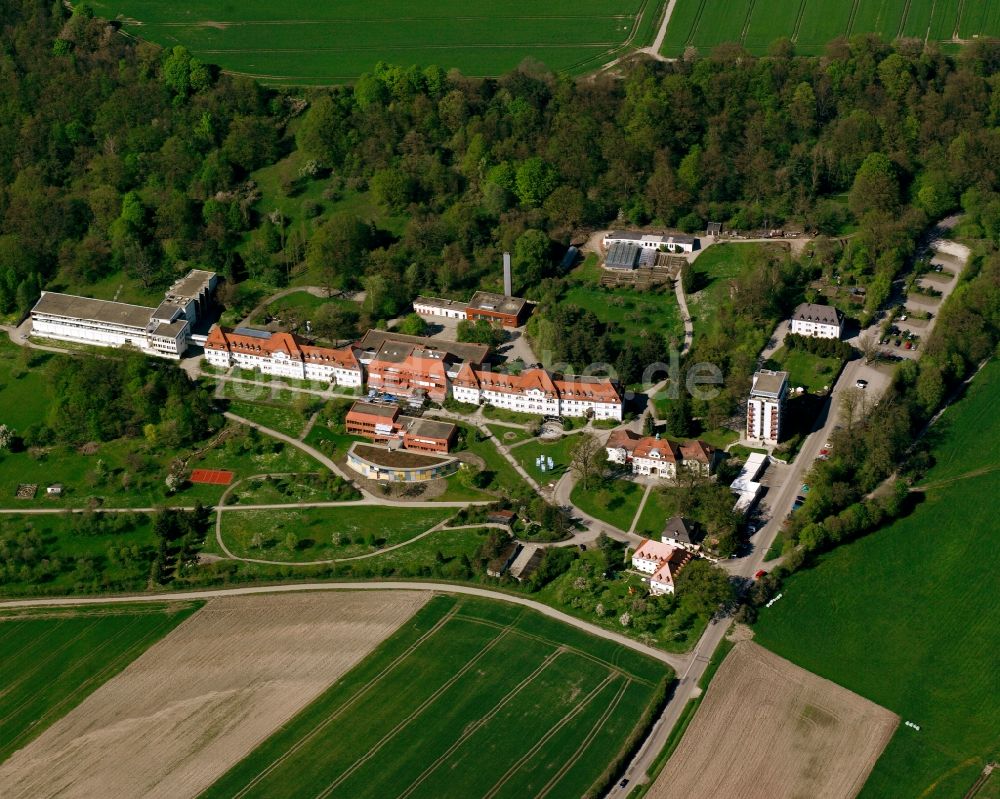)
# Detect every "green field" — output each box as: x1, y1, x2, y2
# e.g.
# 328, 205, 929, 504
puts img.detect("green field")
661, 0, 1000, 57
511, 434, 580, 481
220, 505, 456, 561
0, 602, 200, 760
754, 360, 1000, 799
89, 0, 665, 85
201, 594, 670, 798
